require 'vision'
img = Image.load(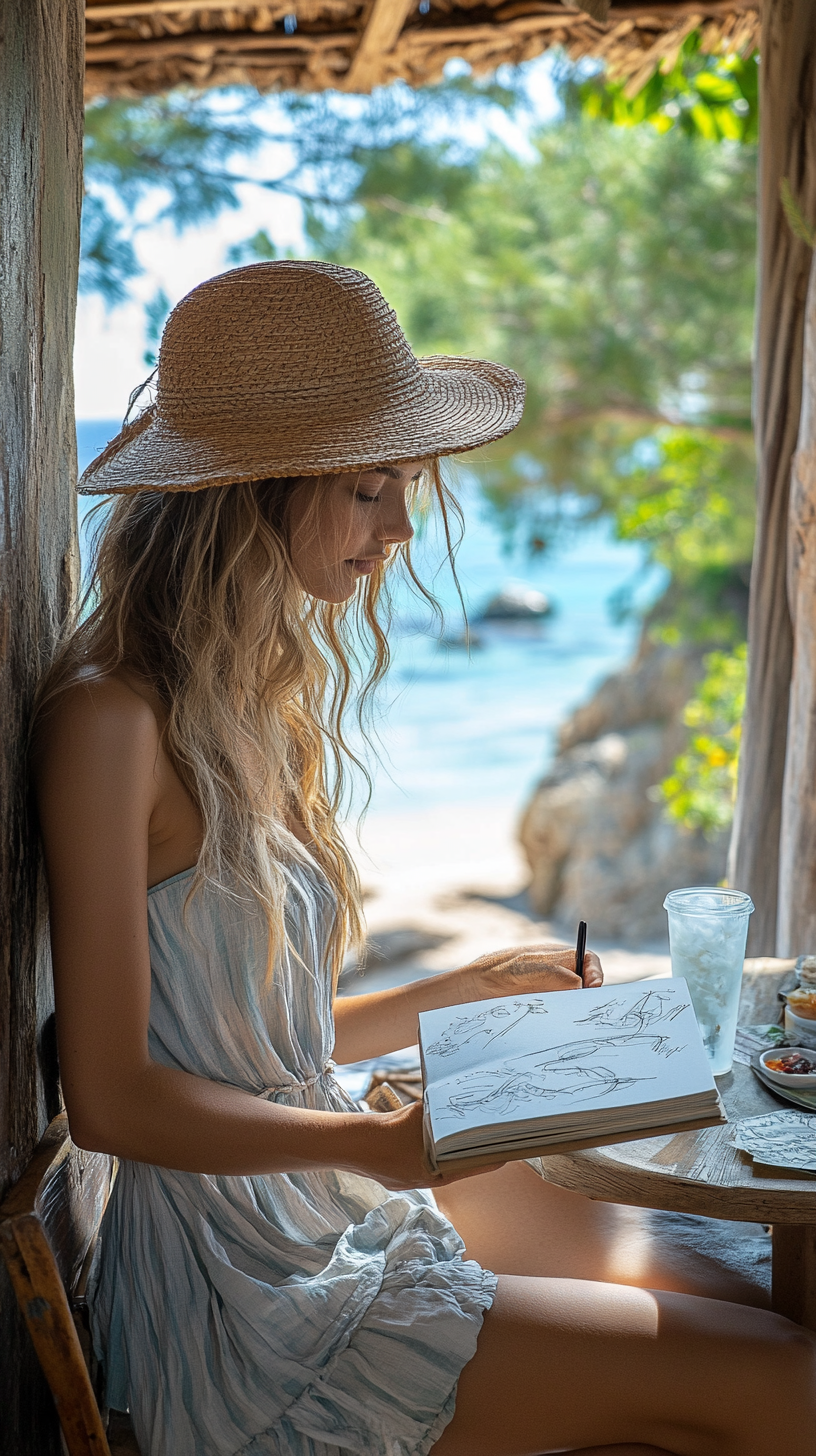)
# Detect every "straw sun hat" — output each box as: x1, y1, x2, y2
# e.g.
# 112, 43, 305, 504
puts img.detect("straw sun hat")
79, 259, 525, 495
